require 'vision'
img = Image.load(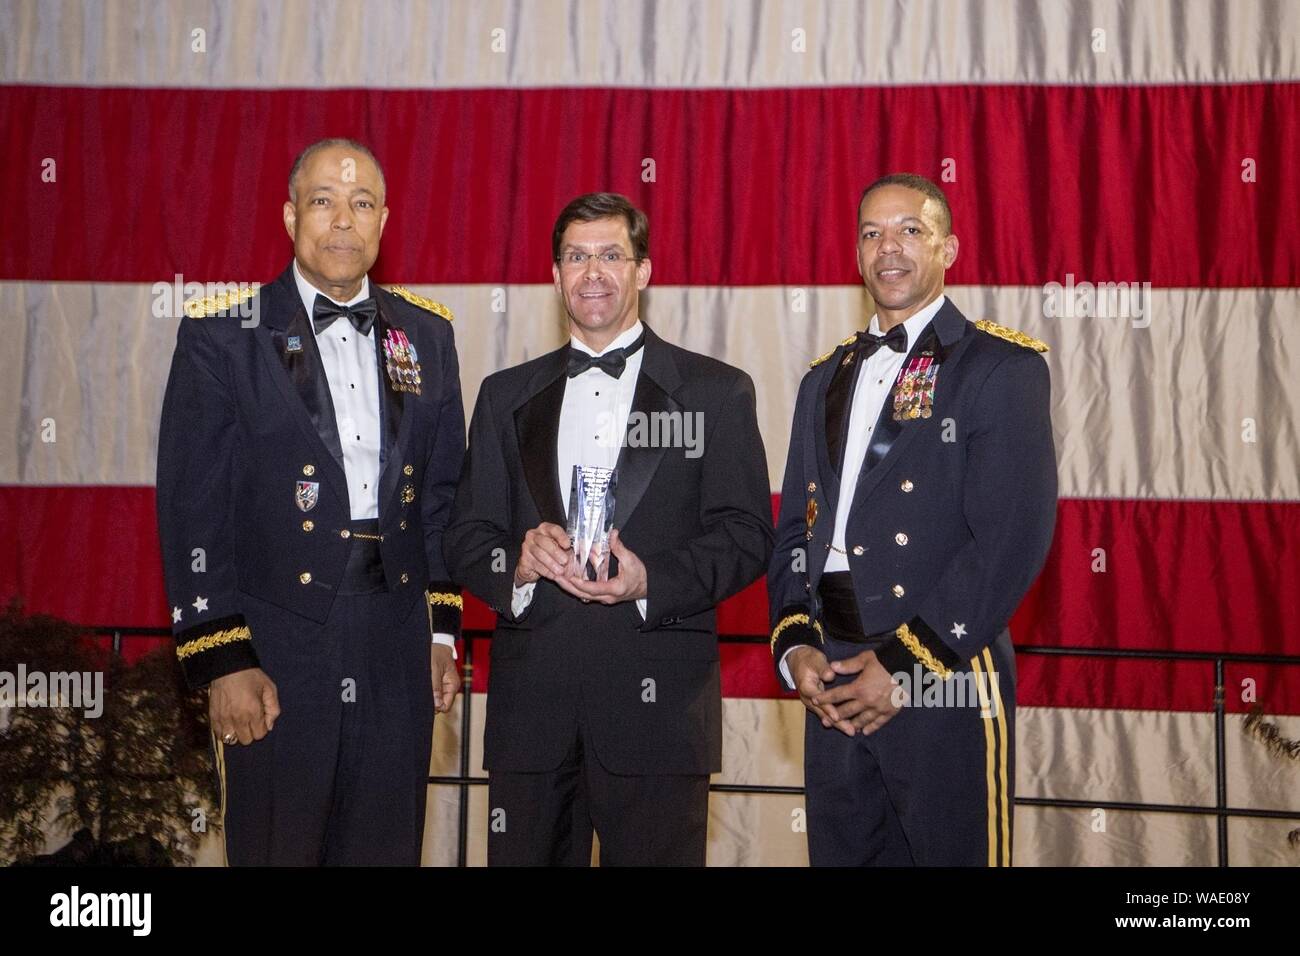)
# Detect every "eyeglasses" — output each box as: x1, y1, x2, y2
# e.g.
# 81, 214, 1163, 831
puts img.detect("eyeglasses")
556, 251, 641, 270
